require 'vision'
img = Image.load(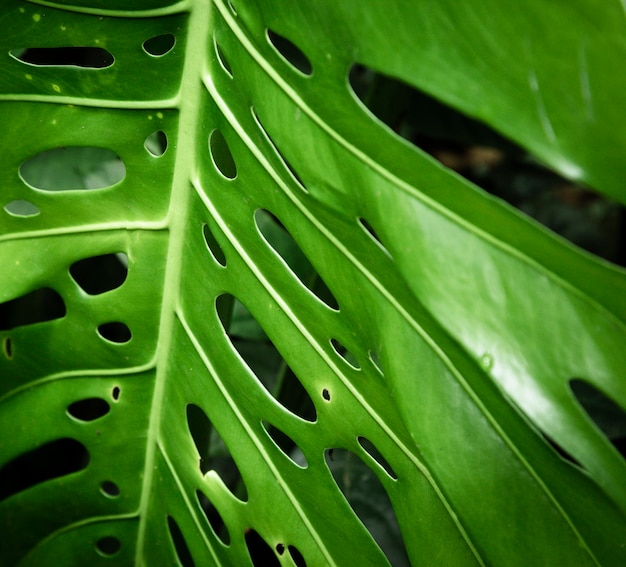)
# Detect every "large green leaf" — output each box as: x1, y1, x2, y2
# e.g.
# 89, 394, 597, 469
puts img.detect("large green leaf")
1, 0, 626, 565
